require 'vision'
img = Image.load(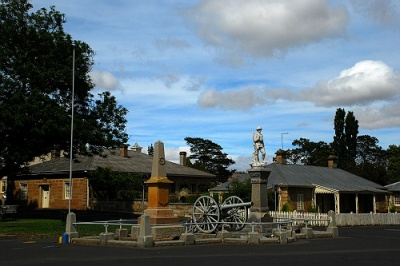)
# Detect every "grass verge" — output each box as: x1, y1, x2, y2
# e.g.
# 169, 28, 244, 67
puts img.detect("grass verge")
0, 219, 125, 239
